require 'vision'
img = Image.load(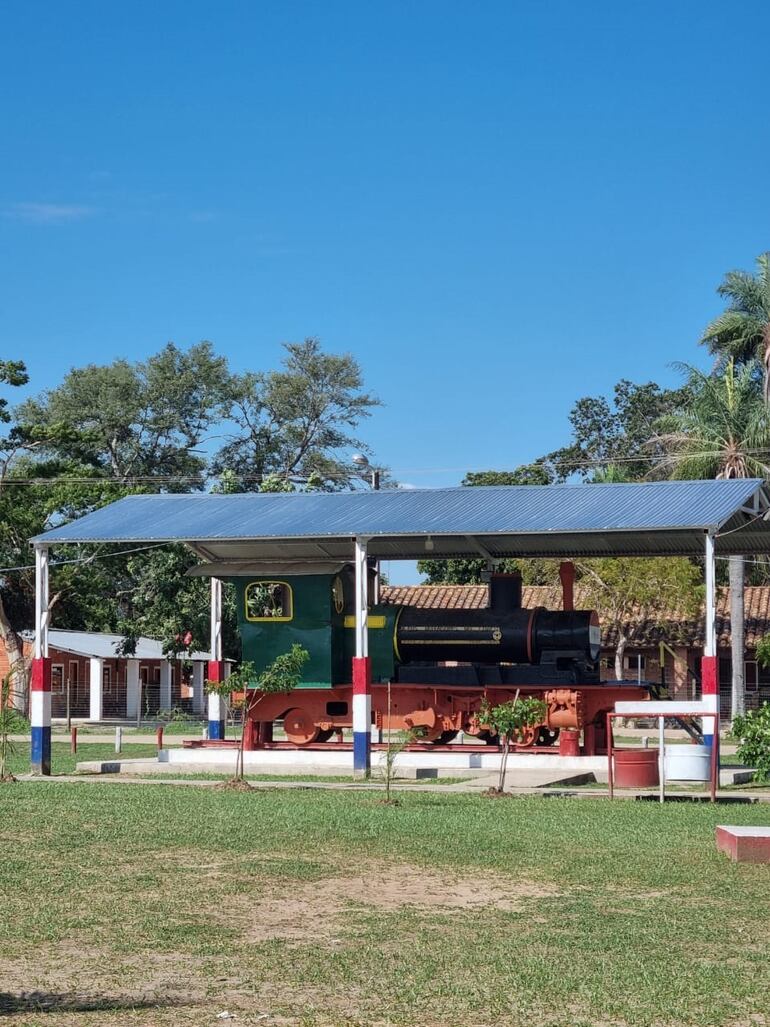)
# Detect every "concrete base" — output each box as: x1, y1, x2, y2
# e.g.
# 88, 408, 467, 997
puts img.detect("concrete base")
162, 746, 609, 773
74, 751, 601, 788
716, 825, 770, 862
719, 768, 757, 786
